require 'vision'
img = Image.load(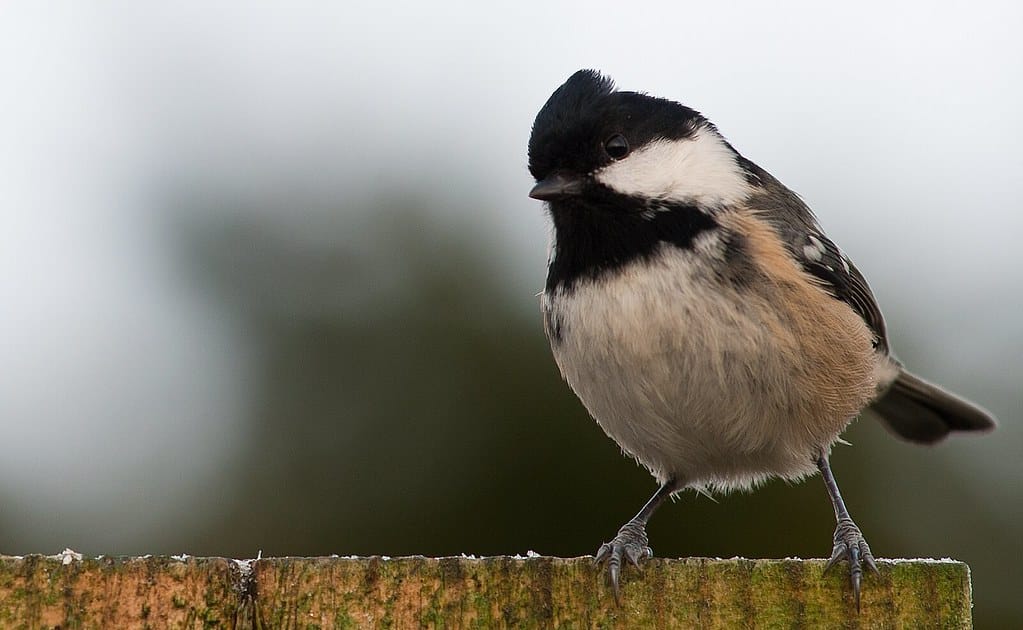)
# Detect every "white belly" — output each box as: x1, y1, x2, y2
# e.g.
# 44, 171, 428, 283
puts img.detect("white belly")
543, 246, 875, 491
